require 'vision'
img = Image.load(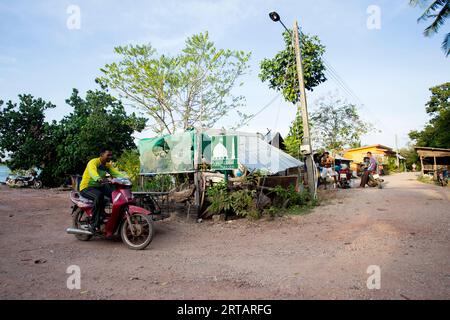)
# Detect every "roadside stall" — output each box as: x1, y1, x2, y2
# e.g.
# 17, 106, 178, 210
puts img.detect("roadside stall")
415, 147, 450, 179
136, 129, 304, 218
